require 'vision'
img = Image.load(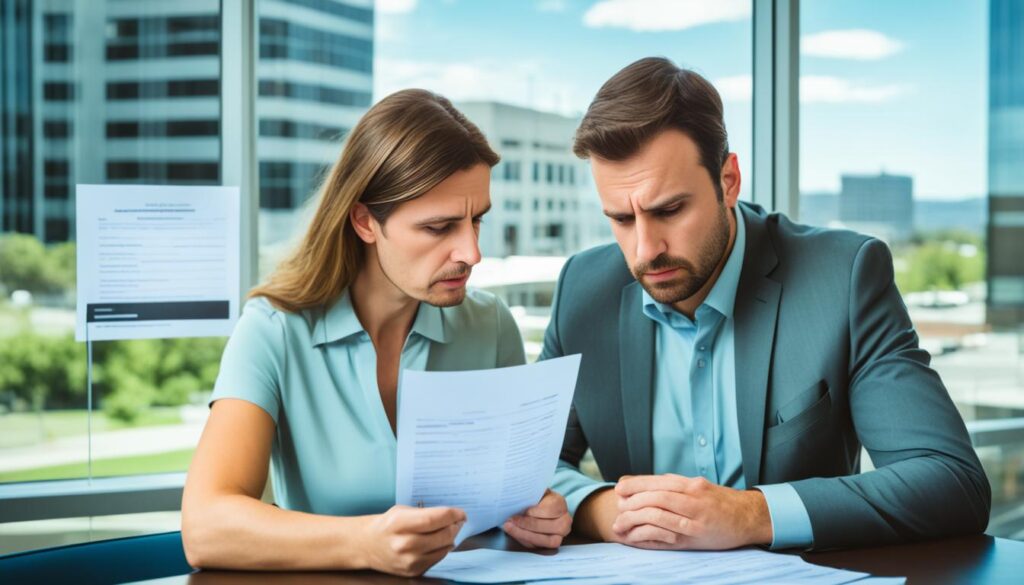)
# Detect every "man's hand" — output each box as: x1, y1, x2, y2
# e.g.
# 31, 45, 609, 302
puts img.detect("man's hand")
503, 489, 572, 549
611, 474, 773, 550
